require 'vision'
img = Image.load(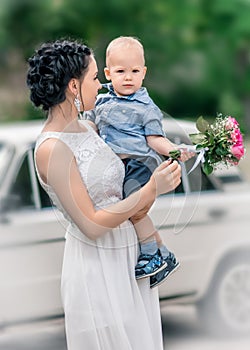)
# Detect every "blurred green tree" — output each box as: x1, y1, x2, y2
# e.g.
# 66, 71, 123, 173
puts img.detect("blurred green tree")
202, 0, 250, 132
0, 0, 250, 133
1, 0, 55, 59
